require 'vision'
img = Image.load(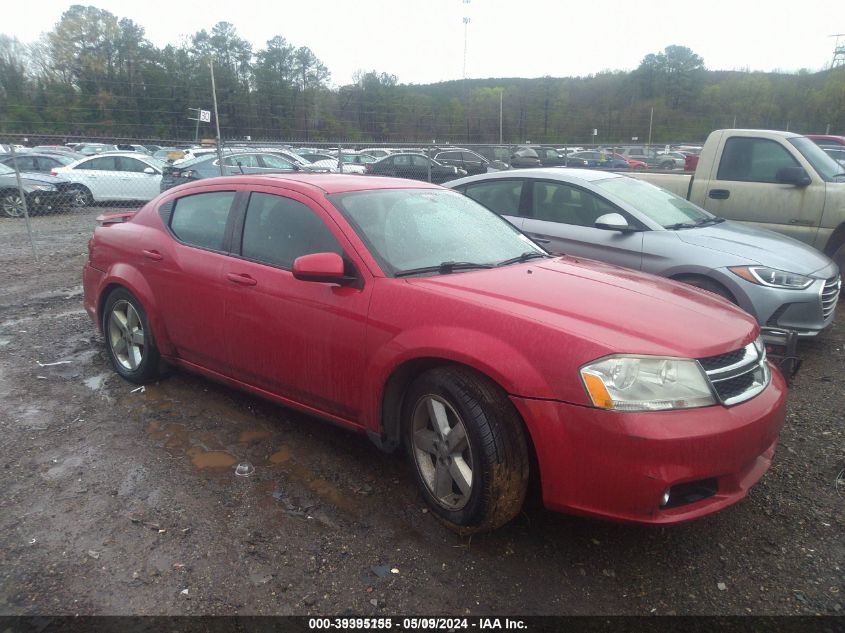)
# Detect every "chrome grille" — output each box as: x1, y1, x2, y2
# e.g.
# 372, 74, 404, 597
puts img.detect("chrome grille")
821, 276, 841, 321
697, 339, 770, 406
